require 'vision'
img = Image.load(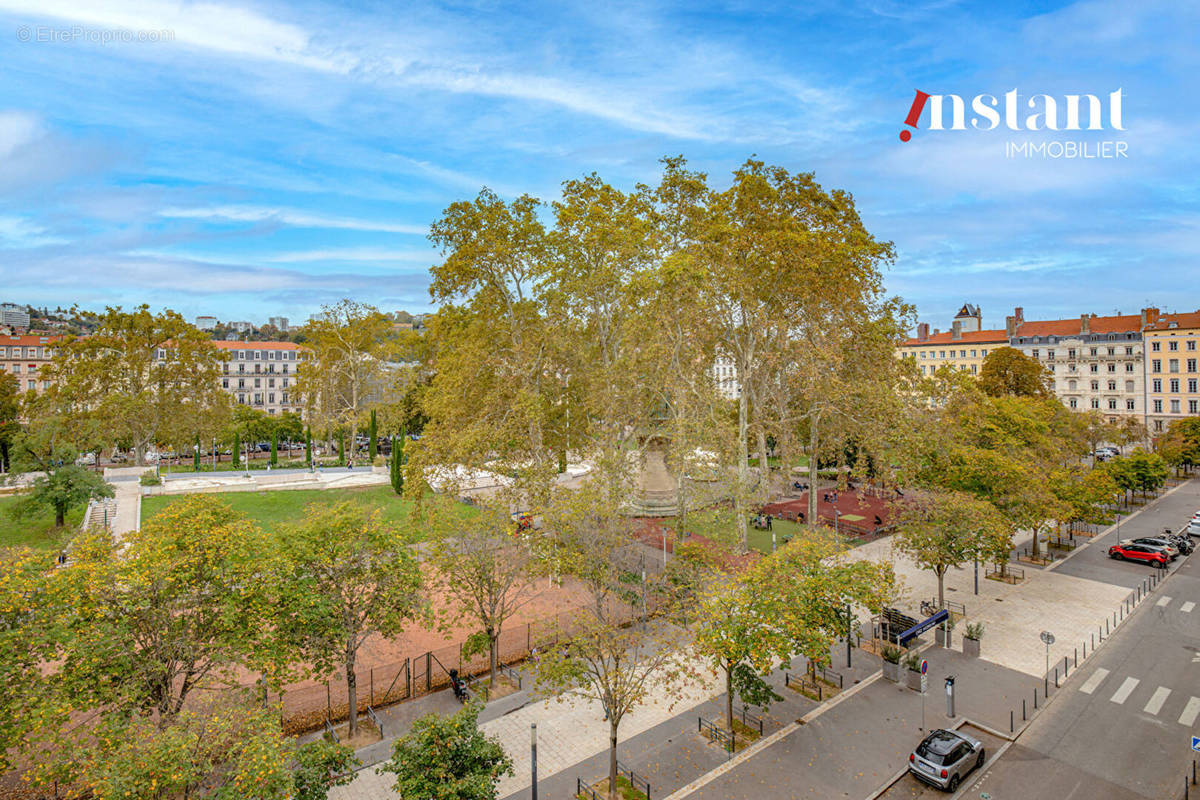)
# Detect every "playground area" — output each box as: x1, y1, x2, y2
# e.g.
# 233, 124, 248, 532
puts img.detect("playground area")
761, 485, 898, 540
